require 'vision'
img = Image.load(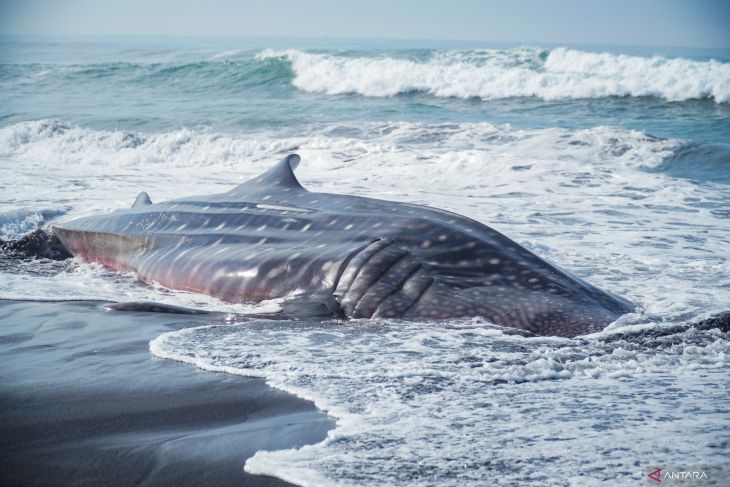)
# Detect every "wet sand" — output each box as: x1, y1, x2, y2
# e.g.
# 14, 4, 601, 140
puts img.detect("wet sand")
0, 300, 334, 486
